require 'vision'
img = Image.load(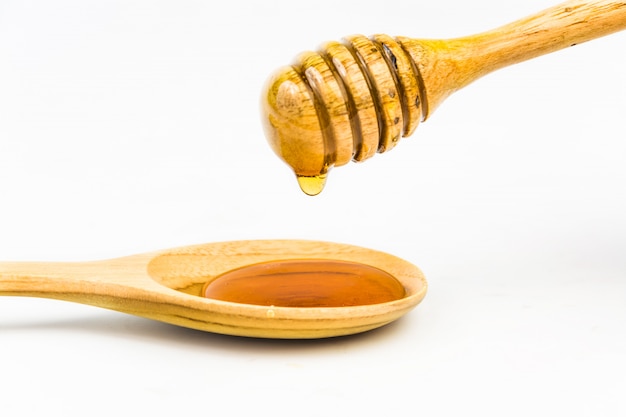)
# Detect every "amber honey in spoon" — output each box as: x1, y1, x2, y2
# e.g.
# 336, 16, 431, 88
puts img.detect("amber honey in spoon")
203, 259, 406, 307
0, 240, 427, 339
